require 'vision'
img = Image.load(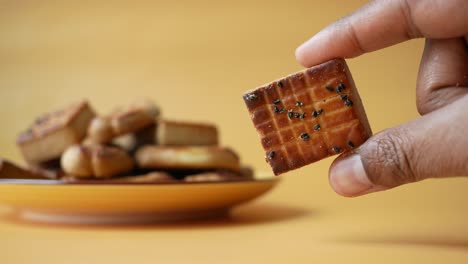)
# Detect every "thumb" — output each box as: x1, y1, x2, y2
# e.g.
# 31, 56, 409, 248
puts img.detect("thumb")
329, 94, 468, 197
